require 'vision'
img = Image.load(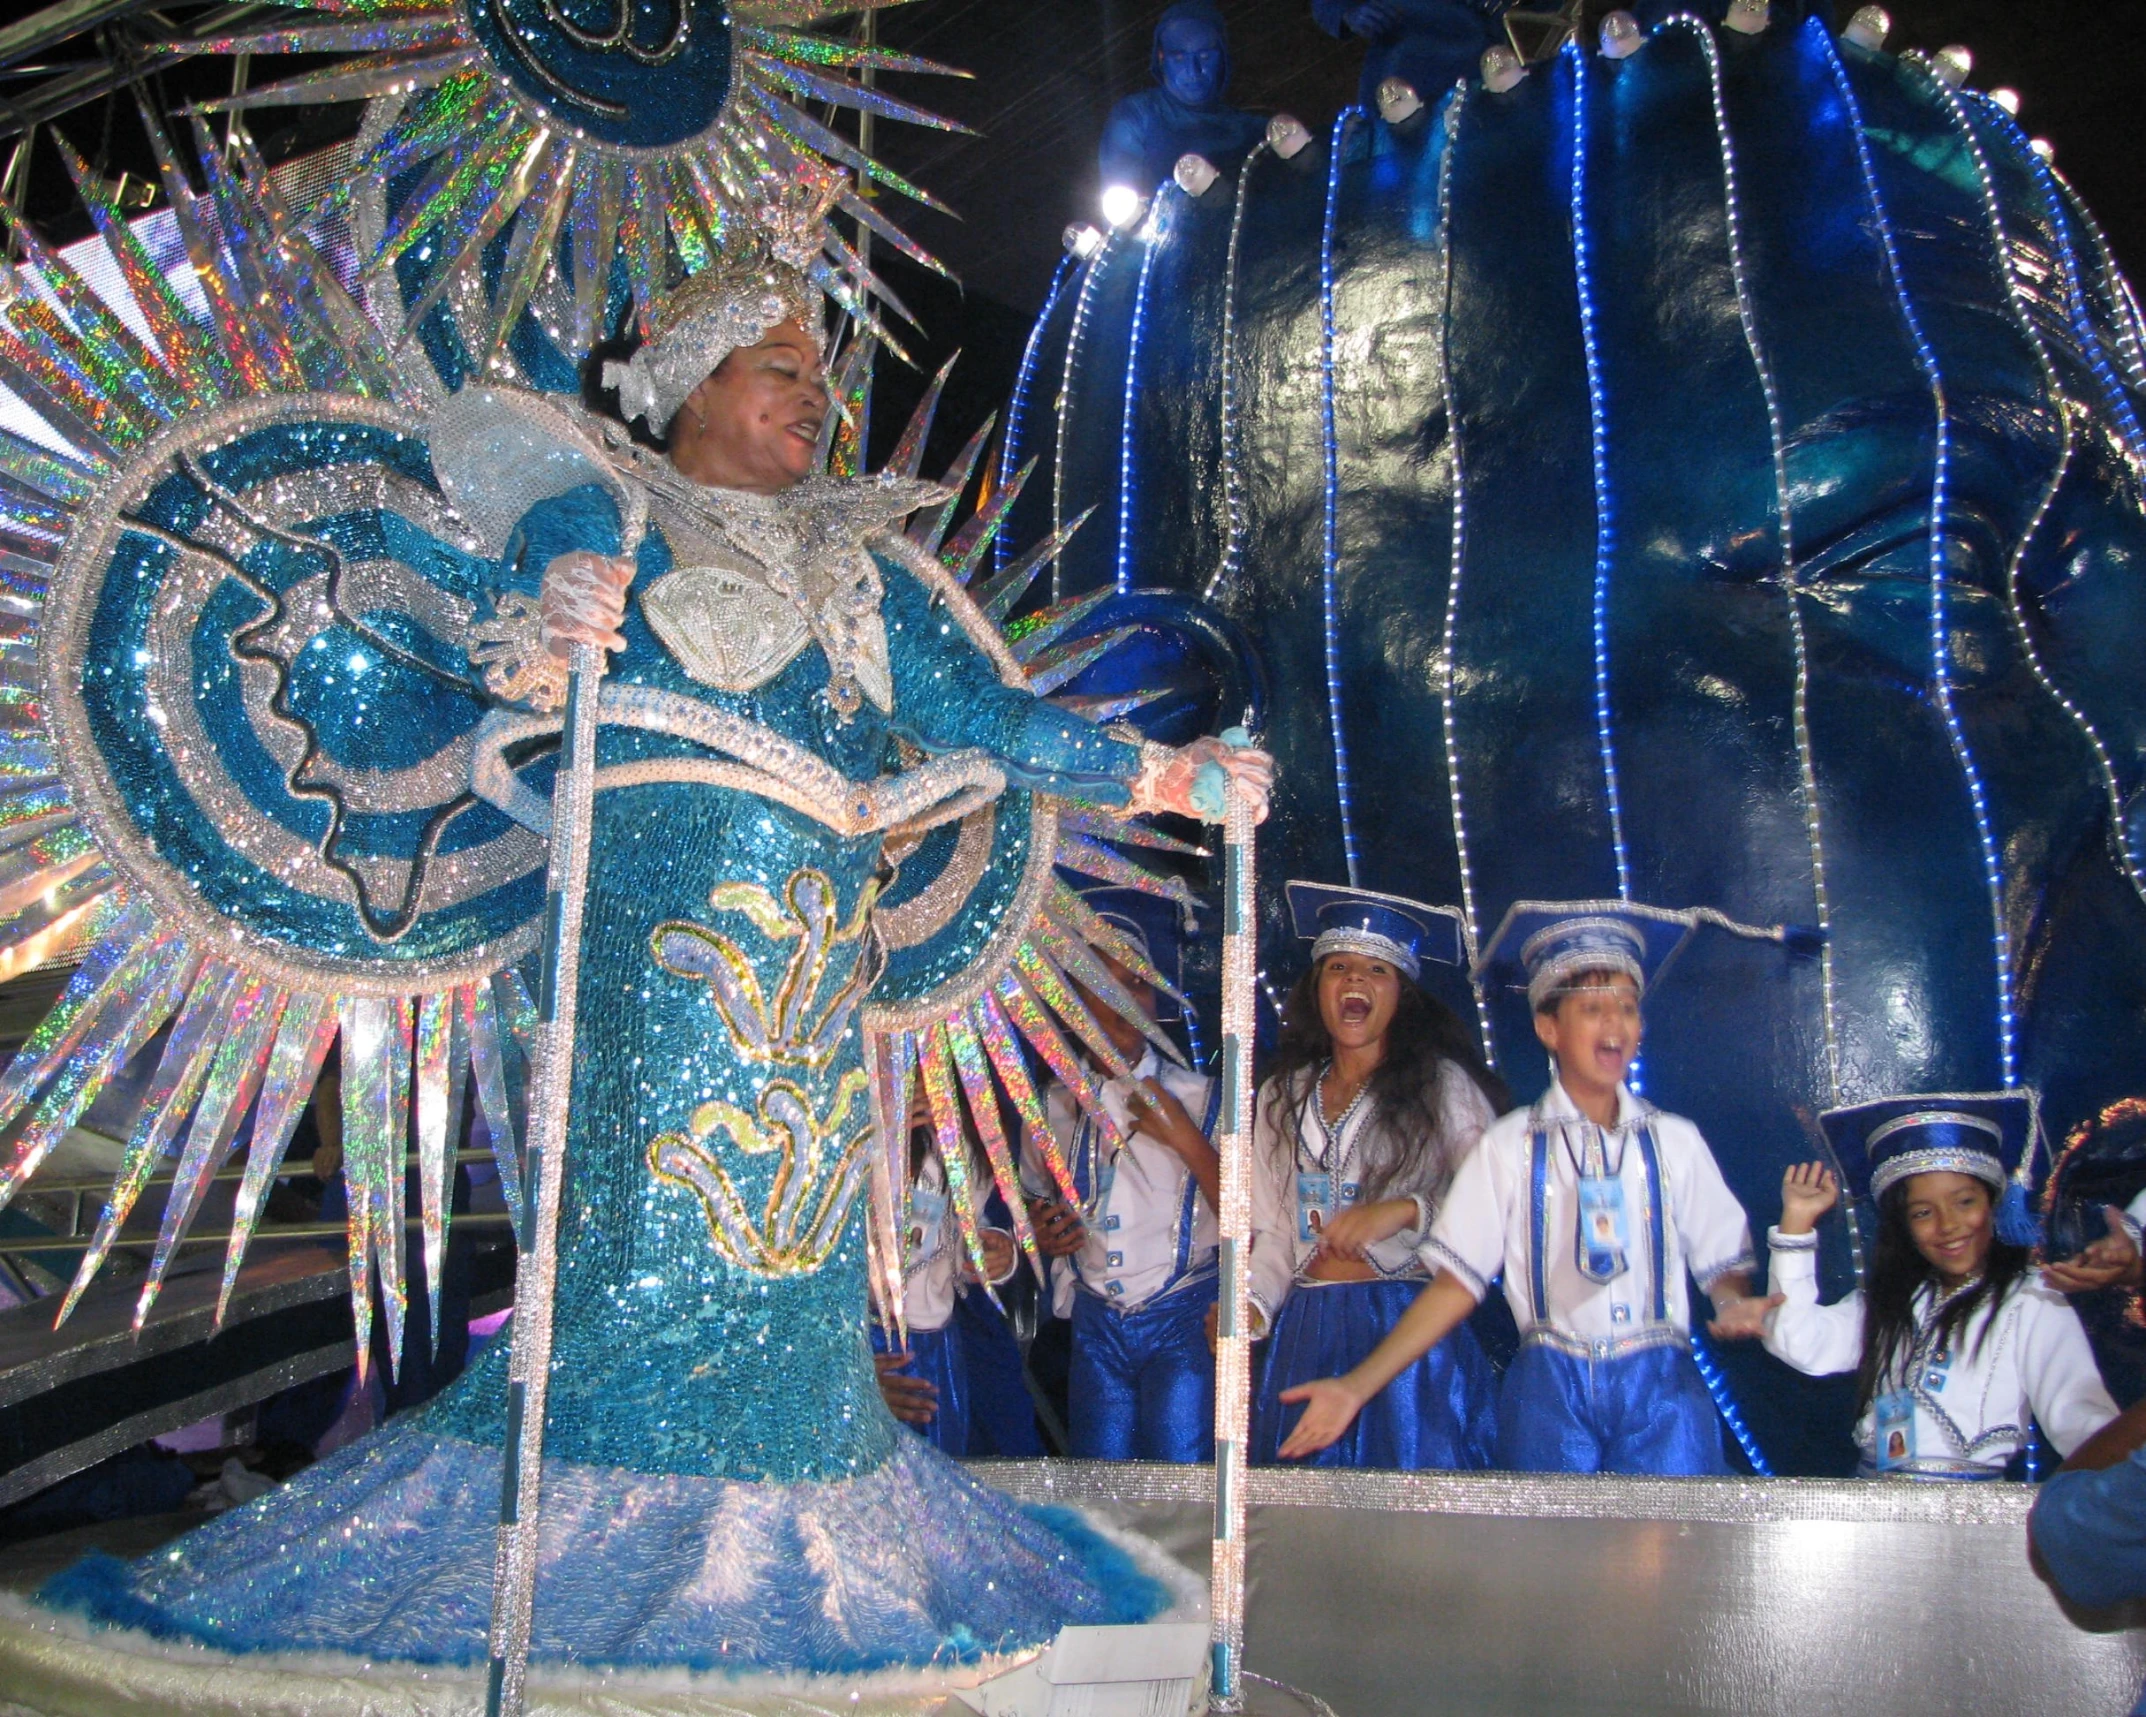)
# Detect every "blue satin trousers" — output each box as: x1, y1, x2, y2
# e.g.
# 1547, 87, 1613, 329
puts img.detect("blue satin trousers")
1068, 1276, 1218, 1463
1496, 1341, 1727, 1475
